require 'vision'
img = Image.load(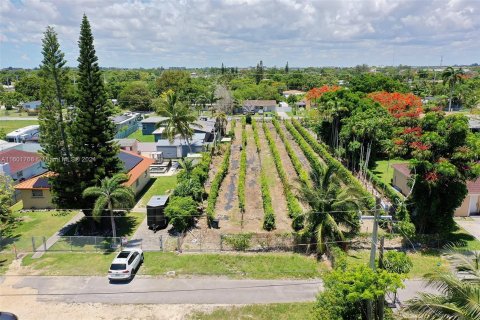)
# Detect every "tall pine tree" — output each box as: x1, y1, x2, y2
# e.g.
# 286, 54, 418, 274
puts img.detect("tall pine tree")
71, 15, 121, 209
39, 26, 79, 208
